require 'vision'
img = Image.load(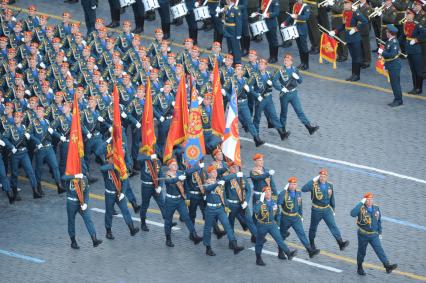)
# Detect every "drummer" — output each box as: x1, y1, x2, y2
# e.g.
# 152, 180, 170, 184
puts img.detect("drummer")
259, 0, 281, 64
281, 0, 310, 70
208, 0, 224, 44
183, 0, 198, 44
